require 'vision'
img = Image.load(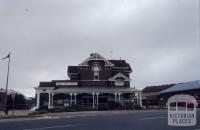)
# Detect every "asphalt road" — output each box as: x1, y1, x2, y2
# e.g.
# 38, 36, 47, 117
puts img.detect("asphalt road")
0, 110, 199, 130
